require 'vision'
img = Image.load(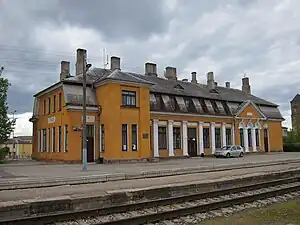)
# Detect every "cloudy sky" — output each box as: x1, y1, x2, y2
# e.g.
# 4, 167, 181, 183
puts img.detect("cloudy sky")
1, 0, 299, 136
